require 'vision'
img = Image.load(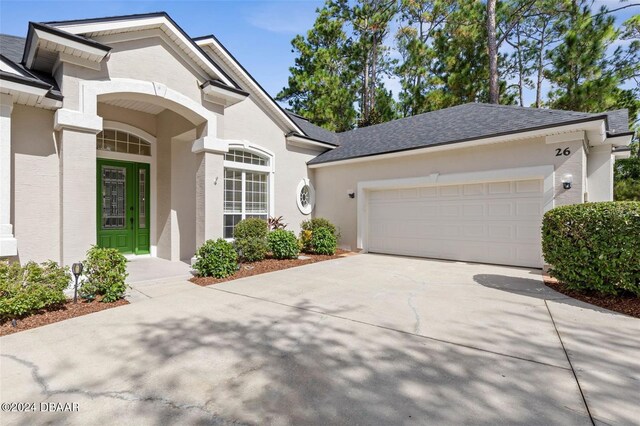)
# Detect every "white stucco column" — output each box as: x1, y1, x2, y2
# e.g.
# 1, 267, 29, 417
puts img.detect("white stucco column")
192, 135, 226, 266
55, 109, 102, 265
0, 93, 18, 257
587, 144, 614, 202
195, 151, 224, 249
